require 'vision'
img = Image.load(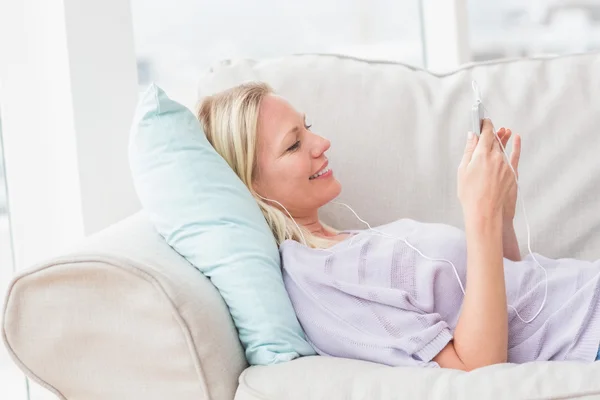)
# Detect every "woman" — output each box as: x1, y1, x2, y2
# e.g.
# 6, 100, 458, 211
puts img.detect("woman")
197, 82, 600, 371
